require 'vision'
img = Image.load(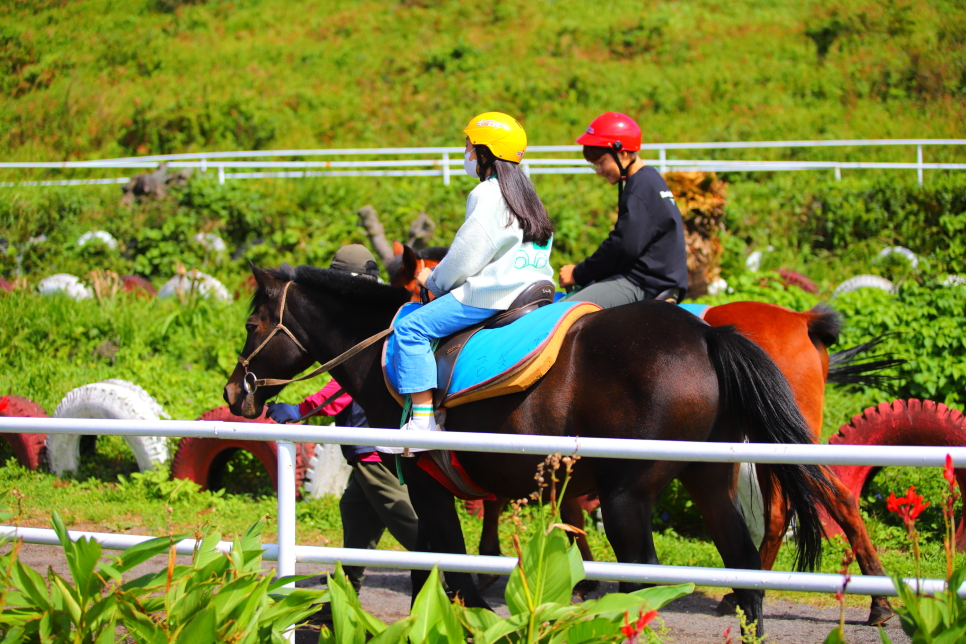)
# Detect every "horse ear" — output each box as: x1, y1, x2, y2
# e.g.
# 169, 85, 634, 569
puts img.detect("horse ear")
402, 245, 418, 278
392, 240, 404, 256
249, 261, 274, 289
